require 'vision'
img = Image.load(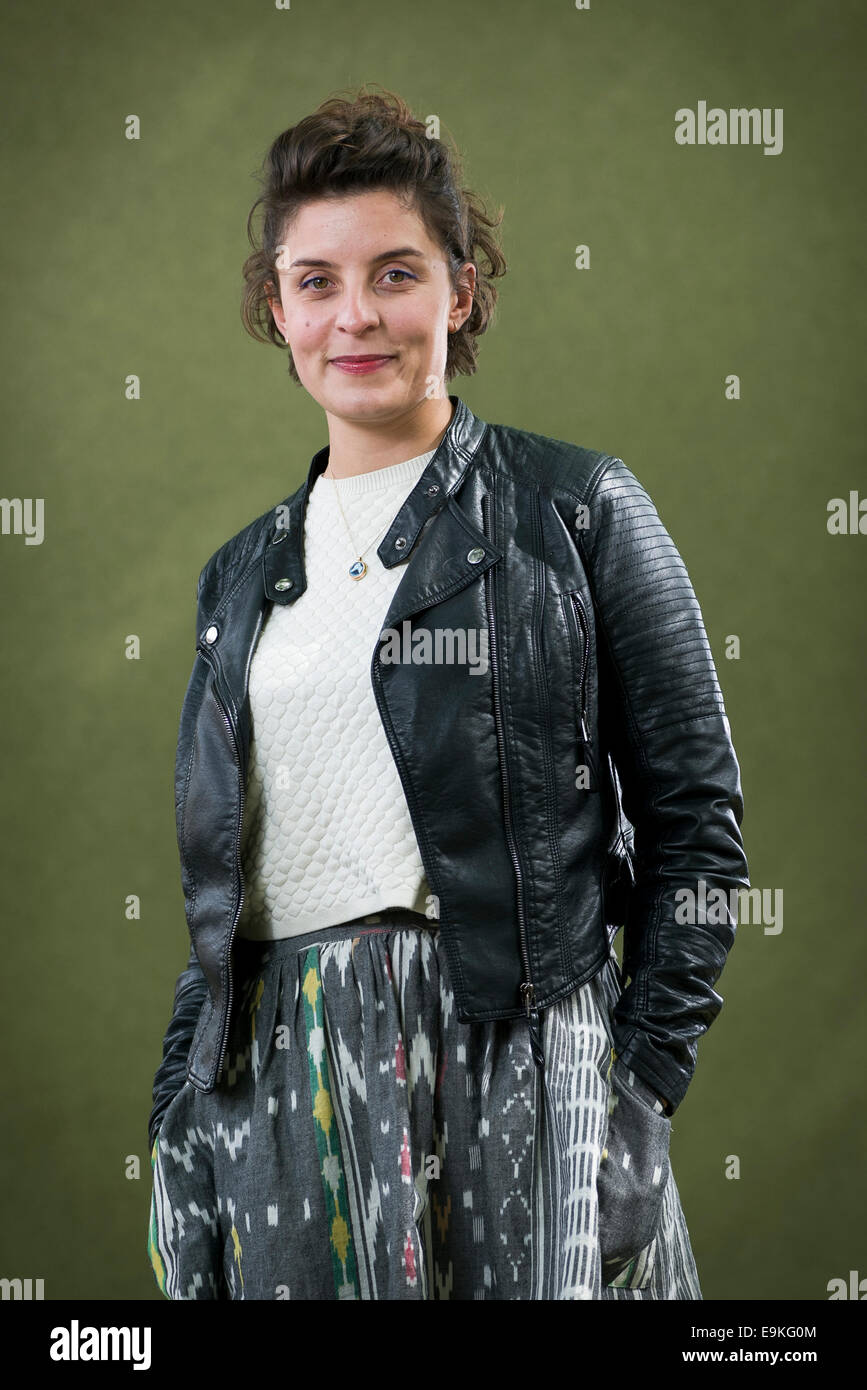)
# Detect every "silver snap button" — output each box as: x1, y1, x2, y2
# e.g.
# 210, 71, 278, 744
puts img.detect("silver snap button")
204, 624, 218, 644
467, 547, 485, 563
272, 531, 287, 545
274, 577, 294, 592
426, 484, 440, 497
394, 537, 407, 551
